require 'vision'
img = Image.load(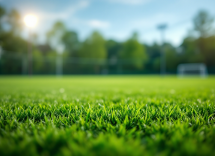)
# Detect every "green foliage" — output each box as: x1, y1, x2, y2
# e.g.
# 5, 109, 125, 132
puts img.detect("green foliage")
196, 36, 215, 67
106, 39, 122, 58
46, 21, 67, 51
119, 33, 147, 70
32, 50, 44, 73
0, 5, 215, 75
7, 9, 22, 35
79, 31, 106, 60
62, 31, 80, 54
165, 43, 181, 72
193, 10, 214, 37
78, 31, 107, 73
0, 6, 26, 53
0, 5, 5, 32
0, 76, 215, 156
